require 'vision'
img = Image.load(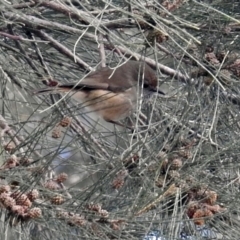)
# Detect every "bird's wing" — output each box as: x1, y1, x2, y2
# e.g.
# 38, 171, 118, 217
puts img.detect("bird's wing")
35, 62, 145, 95
34, 81, 110, 95
58, 66, 135, 92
